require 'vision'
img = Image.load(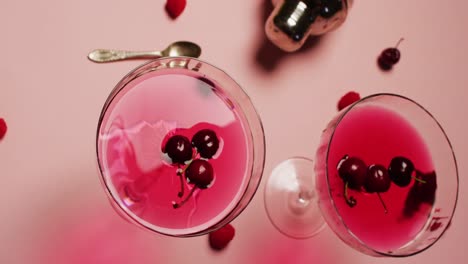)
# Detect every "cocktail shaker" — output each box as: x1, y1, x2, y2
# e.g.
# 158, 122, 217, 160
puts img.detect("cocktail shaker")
265, 0, 352, 52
